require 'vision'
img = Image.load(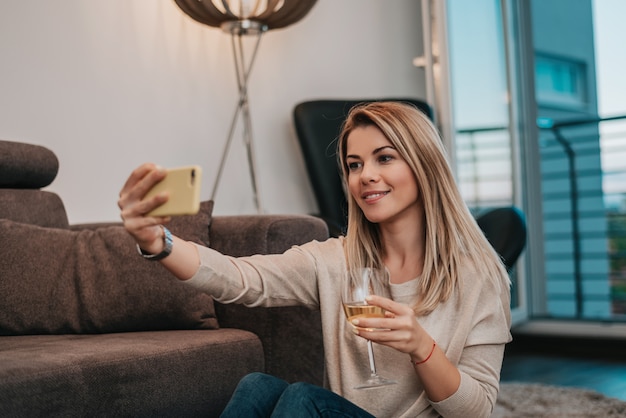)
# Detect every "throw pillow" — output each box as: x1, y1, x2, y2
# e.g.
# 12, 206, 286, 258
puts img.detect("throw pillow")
0, 200, 218, 335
